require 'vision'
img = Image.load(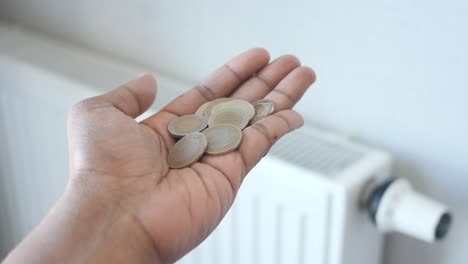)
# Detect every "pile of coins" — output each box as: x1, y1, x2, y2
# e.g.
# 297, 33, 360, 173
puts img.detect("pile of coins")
167, 98, 275, 169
